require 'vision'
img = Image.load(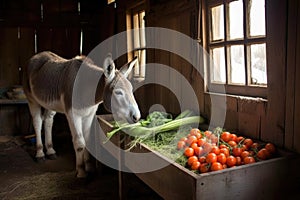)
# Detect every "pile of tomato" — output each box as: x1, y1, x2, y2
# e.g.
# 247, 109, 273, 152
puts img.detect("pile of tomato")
177, 128, 277, 173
